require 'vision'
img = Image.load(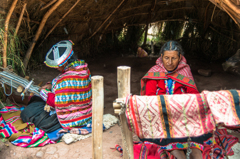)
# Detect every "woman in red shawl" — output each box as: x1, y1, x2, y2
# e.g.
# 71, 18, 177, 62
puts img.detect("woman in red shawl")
140, 41, 211, 159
